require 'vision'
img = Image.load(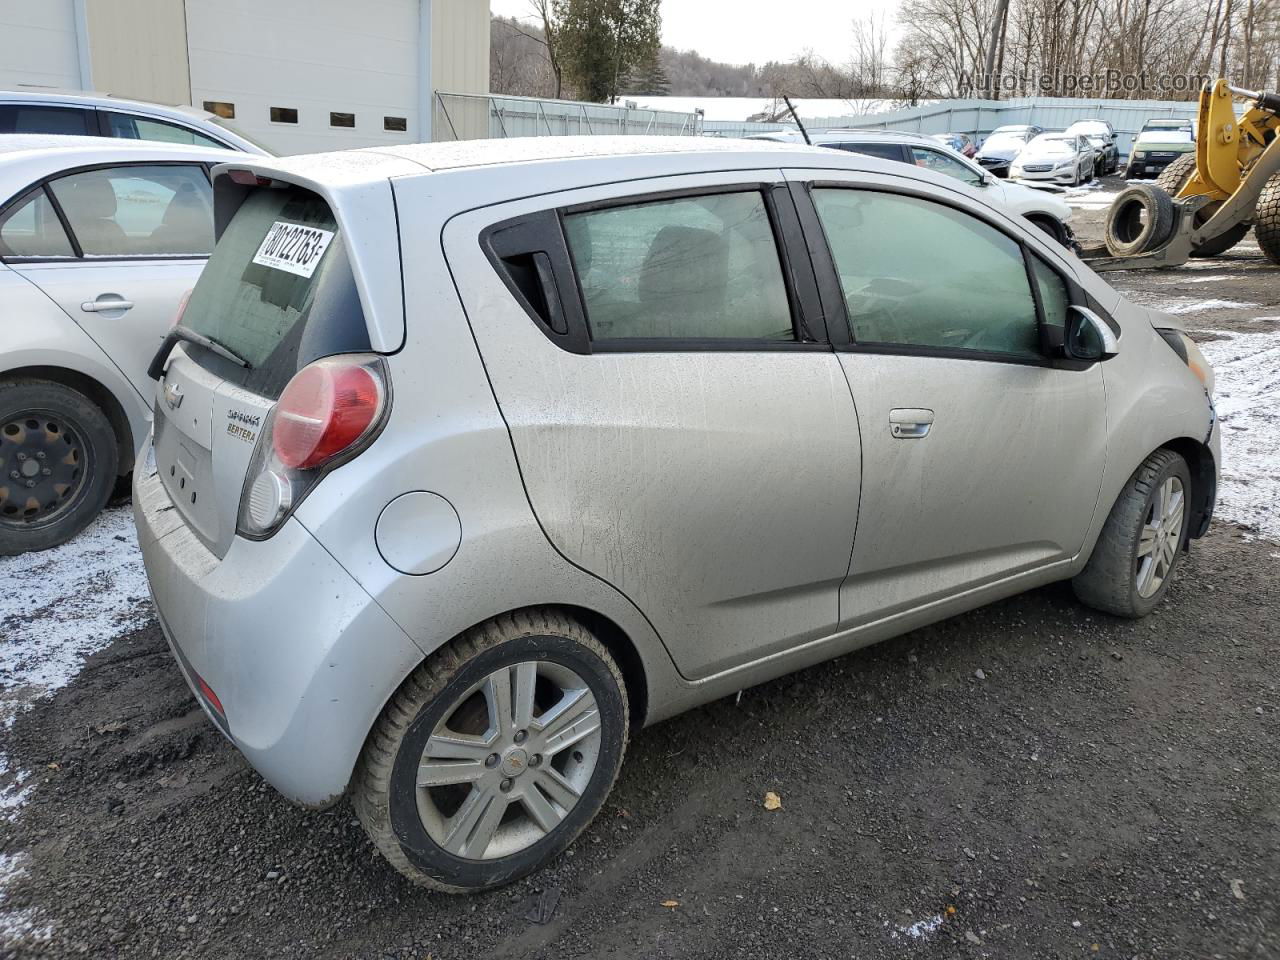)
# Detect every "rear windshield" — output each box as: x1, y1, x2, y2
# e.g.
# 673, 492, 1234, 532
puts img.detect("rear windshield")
180, 185, 369, 398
